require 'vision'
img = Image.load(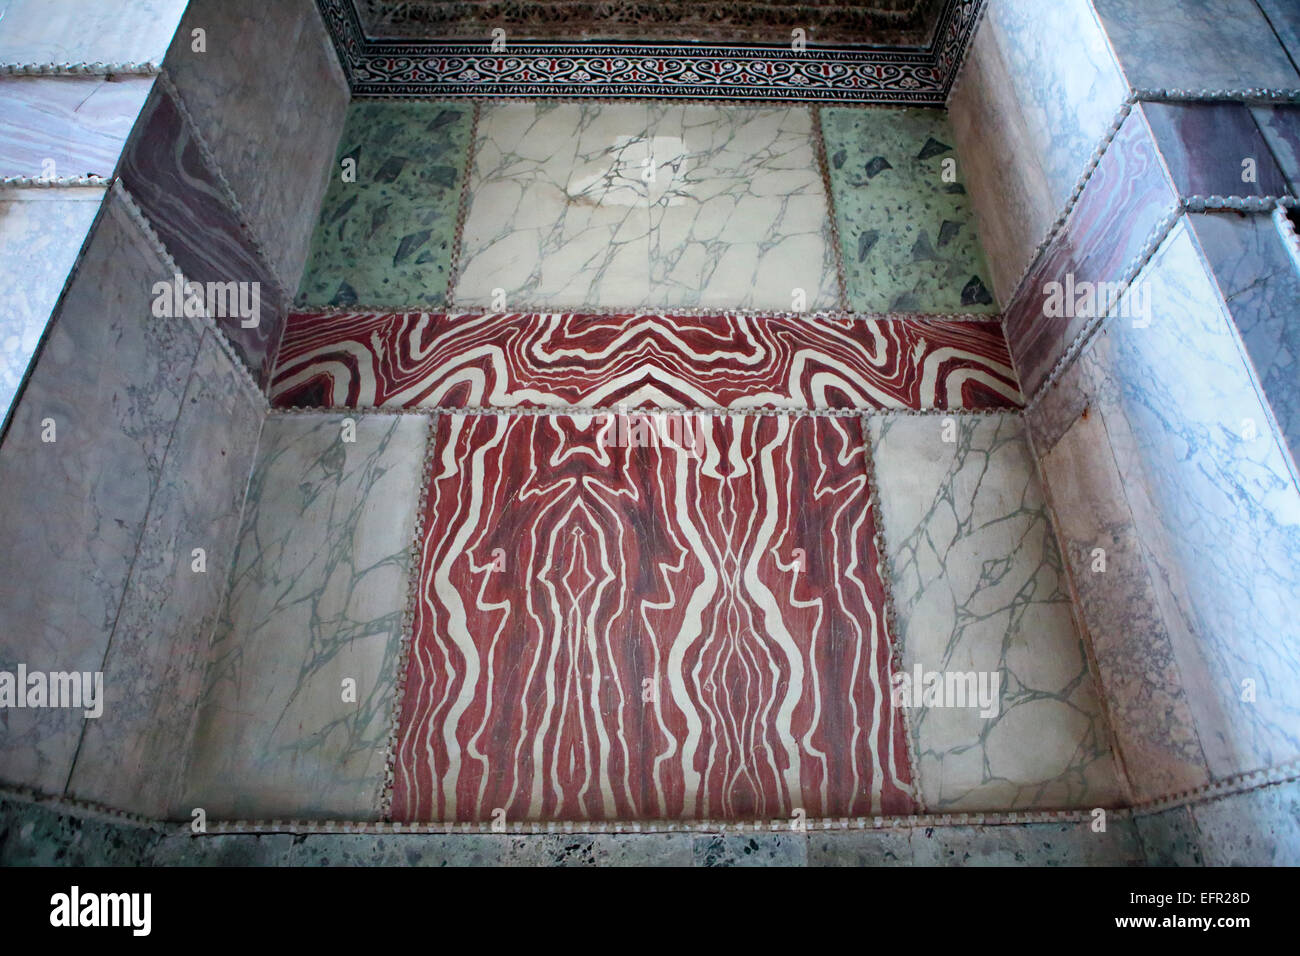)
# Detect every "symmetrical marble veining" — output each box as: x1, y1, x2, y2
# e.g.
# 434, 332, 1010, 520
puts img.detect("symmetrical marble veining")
67, 331, 264, 818
271, 311, 1021, 411
1092, 0, 1300, 91
455, 103, 837, 311
822, 107, 995, 314
0, 188, 102, 424
0, 75, 154, 180
164, 0, 350, 292
0, 194, 201, 795
392, 413, 913, 822
184, 414, 427, 819
870, 413, 1121, 811
298, 101, 473, 308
